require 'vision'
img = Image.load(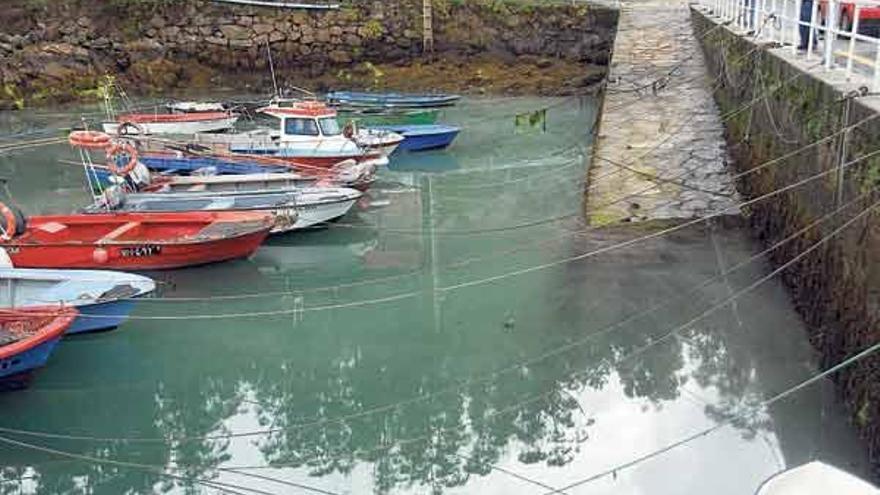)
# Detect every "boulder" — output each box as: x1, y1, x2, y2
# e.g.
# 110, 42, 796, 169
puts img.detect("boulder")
220, 25, 250, 40
328, 50, 350, 64
253, 23, 274, 35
